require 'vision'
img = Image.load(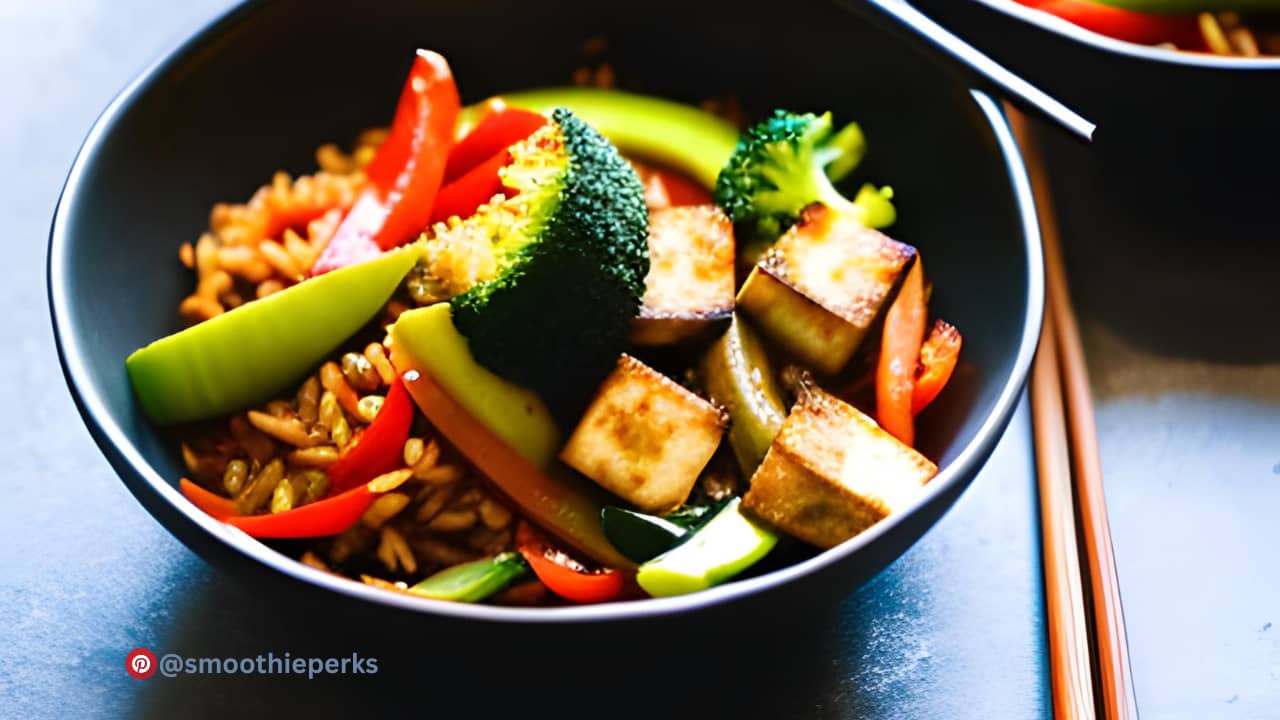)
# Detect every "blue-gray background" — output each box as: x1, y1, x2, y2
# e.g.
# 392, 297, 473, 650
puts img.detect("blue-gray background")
2, 1, 1275, 718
